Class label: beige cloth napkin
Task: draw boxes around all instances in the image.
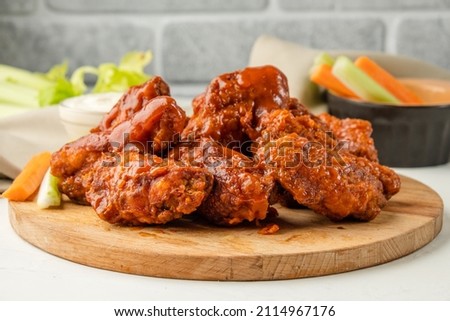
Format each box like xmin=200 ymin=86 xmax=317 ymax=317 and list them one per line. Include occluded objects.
xmin=0 ymin=107 xmax=69 ymax=191
xmin=249 ymin=35 xmax=450 ymax=108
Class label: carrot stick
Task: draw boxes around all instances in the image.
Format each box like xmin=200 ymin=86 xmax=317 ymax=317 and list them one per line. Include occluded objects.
xmin=355 ymin=56 xmax=423 ymax=104
xmin=310 ymin=64 xmax=359 ymax=99
xmin=2 ymin=151 xmax=52 ymax=201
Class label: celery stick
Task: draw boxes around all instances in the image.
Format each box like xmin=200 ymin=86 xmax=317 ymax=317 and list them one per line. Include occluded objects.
xmin=0 ymin=64 xmax=53 ymax=90
xmin=0 ymin=81 xmax=40 ymax=107
xmin=0 ymin=50 xmax=153 ymax=108
xmin=70 ymin=65 xmax=98 ymax=94
xmin=37 ymin=169 xmax=61 ymax=209
xmin=332 ymin=56 xmax=400 ymax=104
xmin=119 ymin=50 xmax=152 ymax=72
xmin=313 ymin=52 xmax=335 ymax=67
xmin=310 ymin=52 xmax=335 ymax=75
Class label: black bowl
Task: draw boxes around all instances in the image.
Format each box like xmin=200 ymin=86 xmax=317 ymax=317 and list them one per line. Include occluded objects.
xmin=327 ymin=93 xmax=450 ymax=167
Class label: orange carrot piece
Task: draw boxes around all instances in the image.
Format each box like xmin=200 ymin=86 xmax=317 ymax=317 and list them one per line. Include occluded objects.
xmin=355 ymin=56 xmax=423 ymax=104
xmin=310 ymin=64 xmax=358 ymax=99
xmin=2 ymin=151 xmax=52 ymax=201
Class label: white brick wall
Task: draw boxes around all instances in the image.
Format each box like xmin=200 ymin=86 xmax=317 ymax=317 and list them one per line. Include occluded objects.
xmin=1 ymin=0 xmax=450 ymax=96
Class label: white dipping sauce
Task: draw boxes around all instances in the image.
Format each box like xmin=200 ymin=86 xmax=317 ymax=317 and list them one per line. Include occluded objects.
xmin=59 ymin=92 xmax=123 ymax=140
xmin=61 ymin=92 xmax=123 ymax=113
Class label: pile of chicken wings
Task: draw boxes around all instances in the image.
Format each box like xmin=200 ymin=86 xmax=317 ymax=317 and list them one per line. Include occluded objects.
xmin=51 ymin=65 xmax=400 ymax=229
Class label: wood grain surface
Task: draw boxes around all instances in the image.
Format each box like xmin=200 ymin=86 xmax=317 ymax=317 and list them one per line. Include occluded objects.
xmin=8 ymin=175 xmax=443 ymax=281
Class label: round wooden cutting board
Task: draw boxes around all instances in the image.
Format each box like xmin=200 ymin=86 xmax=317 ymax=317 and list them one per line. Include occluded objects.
xmin=8 ymin=175 xmax=443 ymax=281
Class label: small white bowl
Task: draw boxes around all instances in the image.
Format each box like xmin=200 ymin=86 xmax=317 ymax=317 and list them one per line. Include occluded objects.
xmin=59 ymin=92 xmax=123 ymax=140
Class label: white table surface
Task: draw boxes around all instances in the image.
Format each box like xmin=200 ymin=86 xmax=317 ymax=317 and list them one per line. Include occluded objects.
xmin=1 ymin=163 xmax=449 ymax=301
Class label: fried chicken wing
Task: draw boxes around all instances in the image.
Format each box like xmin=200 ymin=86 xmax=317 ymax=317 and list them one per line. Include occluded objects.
xmin=109 ymin=96 xmax=187 ymax=154
xmin=85 ymin=152 xmax=213 ymax=225
xmin=52 ymin=93 xmax=187 ymax=204
xmin=255 ymin=104 xmax=400 ymax=220
xmin=51 ymin=79 xmax=203 ymax=225
xmin=257 ymin=133 xmax=387 ymax=221
xmin=51 ymin=133 xmax=111 ymax=204
xmin=170 ymin=139 xmax=275 ymax=225
xmin=93 ymin=76 xmax=170 ymax=132
xmin=318 ymin=113 xmax=378 ymax=162
xmin=182 ymin=65 xmax=290 ymax=144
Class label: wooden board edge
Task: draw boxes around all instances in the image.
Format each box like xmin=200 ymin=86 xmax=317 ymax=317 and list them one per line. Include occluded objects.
xmin=8 ymin=201 xmax=443 ymax=281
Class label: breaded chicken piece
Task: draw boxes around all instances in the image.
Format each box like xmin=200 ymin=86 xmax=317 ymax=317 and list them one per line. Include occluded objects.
xmin=93 ymin=76 xmax=170 ymax=132
xmin=170 ymin=139 xmax=275 ymax=226
xmin=51 ymin=133 xmax=111 ymax=204
xmin=318 ymin=113 xmax=378 ymax=162
xmin=181 ymin=65 xmax=290 ymax=144
xmin=256 ymin=133 xmax=389 ymax=221
xmin=255 ymin=107 xmax=400 ymax=220
xmin=52 ymin=94 xmax=187 ymax=204
xmin=85 ymin=152 xmax=212 ymax=225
